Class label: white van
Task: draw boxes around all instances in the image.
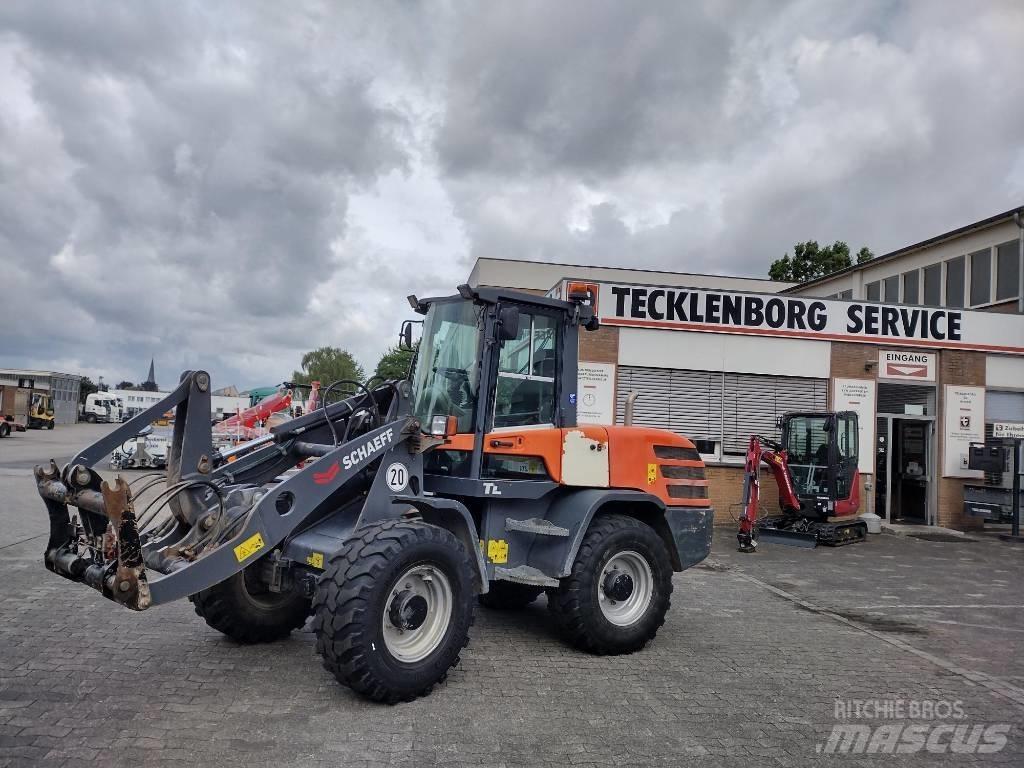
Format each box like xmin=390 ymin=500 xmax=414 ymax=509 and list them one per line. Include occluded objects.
xmin=82 ymin=393 xmax=123 ymax=423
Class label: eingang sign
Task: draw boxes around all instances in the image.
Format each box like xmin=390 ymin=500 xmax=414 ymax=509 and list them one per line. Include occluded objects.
xmin=574 ymin=282 xmax=1024 ymax=355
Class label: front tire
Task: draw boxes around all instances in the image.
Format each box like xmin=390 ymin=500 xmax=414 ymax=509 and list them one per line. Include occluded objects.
xmin=190 ymin=565 xmax=311 ymax=644
xmin=46 ymin=420 xmax=55 ymax=430
xmin=85 ymin=413 xmax=97 ymax=423
xmin=313 ymin=520 xmax=475 ymax=704
xmin=548 ymin=514 xmax=673 ymax=655
xmin=0 ymin=422 xmax=9 ymax=438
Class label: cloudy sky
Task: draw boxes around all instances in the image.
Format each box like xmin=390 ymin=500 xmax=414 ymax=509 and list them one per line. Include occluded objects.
xmin=1 ymin=1 xmax=1022 ymax=389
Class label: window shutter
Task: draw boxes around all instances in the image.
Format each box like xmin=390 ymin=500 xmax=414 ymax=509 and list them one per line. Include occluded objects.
xmin=722 ymin=374 xmax=827 ymax=455
xmin=615 ymin=366 xmax=723 ymax=442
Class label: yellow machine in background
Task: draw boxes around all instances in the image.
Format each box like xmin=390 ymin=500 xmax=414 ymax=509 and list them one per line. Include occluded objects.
xmin=28 ymin=392 xmax=55 ymax=430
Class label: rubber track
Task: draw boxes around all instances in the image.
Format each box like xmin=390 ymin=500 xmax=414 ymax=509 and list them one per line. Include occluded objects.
xmin=548 ymin=514 xmax=672 ymax=654
xmin=312 ymin=519 xmax=474 ymax=703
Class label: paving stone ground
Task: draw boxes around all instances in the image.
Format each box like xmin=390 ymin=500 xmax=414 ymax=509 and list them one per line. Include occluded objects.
xmin=2 ymin=424 xmax=1022 ymax=766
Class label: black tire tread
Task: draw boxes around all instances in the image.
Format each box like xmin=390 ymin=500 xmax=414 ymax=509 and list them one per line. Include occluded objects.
xmin=313 ymin=519 xmax=475 ymax=704
xmin=190 ymin=570 xmax=310 ymax=644
xmin=548 ymin=514 xmax=672 ymax=655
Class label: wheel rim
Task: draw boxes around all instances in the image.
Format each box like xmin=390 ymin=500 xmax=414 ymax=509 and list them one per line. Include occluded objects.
xmin=382 ymin=563 xmax=453 ymax=663
xmin=598 ymin=550 xmax=654 ymax=627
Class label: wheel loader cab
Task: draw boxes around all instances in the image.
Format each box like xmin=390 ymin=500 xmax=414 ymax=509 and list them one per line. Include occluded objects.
xmin=409 ymin=288 xmax=582 ymax=484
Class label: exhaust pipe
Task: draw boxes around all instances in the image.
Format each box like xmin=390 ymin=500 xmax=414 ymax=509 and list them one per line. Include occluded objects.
xmin=623 ymin=391 xmax=639 ymax=426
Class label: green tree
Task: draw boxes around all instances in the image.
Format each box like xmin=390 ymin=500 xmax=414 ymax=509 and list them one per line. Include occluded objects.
xmin=373 ymin=344 xmax=416 ymax=381
xmin=78 ymin=376 xmax=98 ymax=405
xmin=116 ymin=380 xmax=135 ymax=390
xmin=291 ymin=347 xmax=365 ymax=388
xmin=769 ymin=240 xmax=874 ymax=283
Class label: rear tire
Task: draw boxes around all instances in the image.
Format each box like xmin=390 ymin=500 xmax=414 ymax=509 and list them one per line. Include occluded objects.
xmin=190 ymin=565 xmax=311 ymax=644
xmin=548 ymin=514 xmax=673 ymax=655
xmin=85 ymin=413 xmax=97 ymax=423
xmin=0 ymin=422 xmax=9 ymax=438
xmin=313 ymin=520 xmax=475 ymax=704
xmin=478 ymin=581 xmax=543 ymax=609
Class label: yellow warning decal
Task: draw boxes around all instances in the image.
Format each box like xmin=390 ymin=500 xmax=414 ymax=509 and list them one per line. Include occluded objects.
xmin=233 ymin=533 xmax=265 ymax=563
xmin=306 ymin=552 xmax=324 ymax=569
xmin=487 ymin=539 xmax=509 ymax=564
xmin=647 ymin=463 xmax=657 ymax=485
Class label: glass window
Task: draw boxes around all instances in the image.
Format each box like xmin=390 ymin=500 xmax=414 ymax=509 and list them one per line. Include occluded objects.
xmin=996 ymin=240 xmax=1020 ymax=301
xmin=970 ymin=249 xmax=991 ymax=306
xmin=883 ymin=275 xmax=899 ymax=303
xmin=410 ymin=300 xmax=483 ymax=434
xmin=902 ymin=270 xmax=919 ymax=304
xmin=838 ymin=289 xmax=853 ymax=300
xmin=865 ymin=281 xmax=880 ymax=301
xmin=784 ymin=414 xmax=831 ymax=495
xmin=945 ymin=256 xmax=965 ymax=307
xmin=836 ymin=414 xmax=858 ymax=500
xmin=923 ymin=264 xmax=941 ymax=306
xmin=493 ymin=312 xmax=557 ymax=428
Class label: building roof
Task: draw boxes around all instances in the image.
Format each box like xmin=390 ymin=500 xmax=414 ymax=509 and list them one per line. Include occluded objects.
xmin=0 ymin=367 xmax=82 ymax=380
xmin=470 ymin=256 xmax=795 ymax=293
xmin=785 ymin=205 xmax=1024 ymax=293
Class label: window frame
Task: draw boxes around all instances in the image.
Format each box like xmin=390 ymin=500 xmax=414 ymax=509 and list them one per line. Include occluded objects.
xmin=865 ymin=281 xmax=880 ymax=301
xmin=969 ymin=247 xmax=992 ymax=307
xmin=923 ymin=263 xmax=942 ymax=306
xmin=944 ymin=255 xmax=965 ymax=308
xmin=902 ymin=269 xmax=920 ymax=304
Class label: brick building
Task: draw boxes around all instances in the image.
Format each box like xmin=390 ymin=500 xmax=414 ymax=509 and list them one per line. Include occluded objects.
xmin=469 ymin=206 xmax=1024 ymax=531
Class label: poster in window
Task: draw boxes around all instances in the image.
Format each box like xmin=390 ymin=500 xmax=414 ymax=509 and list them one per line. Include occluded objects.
xmin=832 ymin=378 xmax=876 ymax=474
xmin=943 ymin=386 xmax=985 ymax=478
xmin=577 ymin=362 xmax=616 ymax=425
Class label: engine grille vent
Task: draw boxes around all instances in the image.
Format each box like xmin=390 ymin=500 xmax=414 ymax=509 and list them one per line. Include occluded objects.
xmin=653 ymin=444 xmax=701 ymax=462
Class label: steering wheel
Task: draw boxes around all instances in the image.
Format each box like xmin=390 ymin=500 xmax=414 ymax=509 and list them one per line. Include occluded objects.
xmin=434 ymin=367 xmax=473 ymax=407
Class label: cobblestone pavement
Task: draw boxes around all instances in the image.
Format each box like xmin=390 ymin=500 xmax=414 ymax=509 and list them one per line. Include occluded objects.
xmin=2 ymin=425 xmax=1022 ymax=766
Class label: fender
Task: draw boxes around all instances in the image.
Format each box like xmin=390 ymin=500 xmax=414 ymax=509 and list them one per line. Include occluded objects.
xmin=526 ymin=489 xmax=713 ymax=578
xmin=393 ymin=495 xmax=489 ymax=593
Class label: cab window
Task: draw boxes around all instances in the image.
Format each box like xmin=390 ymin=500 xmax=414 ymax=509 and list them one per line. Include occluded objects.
xmin=493 ymin=312 xmax=557 ymax=428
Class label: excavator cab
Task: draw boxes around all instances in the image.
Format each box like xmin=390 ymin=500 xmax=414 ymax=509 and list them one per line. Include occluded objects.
xmin=738 ymin=410 xmax=865 ymax=551
xmin=779 ymin=411 xmax=860 ymax=519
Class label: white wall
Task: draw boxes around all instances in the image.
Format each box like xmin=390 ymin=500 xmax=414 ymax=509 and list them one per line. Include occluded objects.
xmin=617 ymin=327 xmax=831 ymax=378
xmin=986 ymin=355 xmax=1024 ymax=390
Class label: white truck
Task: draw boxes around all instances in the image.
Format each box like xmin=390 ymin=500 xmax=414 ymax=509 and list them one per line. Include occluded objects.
xmin=81 ymin=393 xmax=123 ymax=423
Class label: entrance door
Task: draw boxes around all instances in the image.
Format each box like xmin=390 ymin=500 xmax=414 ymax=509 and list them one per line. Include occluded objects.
xmin=874 ymin=416 xmax=935 ymax=524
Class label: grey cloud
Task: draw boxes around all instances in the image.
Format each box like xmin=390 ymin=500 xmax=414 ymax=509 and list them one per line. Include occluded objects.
xmin=1 ymin=1 xmax=1022 ymax=390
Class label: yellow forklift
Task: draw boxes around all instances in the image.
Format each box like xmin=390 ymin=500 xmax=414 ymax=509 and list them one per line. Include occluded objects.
xmin=28 ymin=392 xmax=56 ymax=430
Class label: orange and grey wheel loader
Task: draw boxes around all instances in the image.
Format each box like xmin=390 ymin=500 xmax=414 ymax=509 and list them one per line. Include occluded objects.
xmin=35 ymin=283 xmax=714 ymax=703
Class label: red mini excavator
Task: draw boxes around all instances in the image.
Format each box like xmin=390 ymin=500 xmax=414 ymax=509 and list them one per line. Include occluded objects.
xmin=737 ymin=411 xmax=866 ymax=551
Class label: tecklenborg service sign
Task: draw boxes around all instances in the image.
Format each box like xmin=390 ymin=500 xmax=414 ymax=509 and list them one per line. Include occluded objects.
xmin=577 ymin=282 xmax=1024 ymax=355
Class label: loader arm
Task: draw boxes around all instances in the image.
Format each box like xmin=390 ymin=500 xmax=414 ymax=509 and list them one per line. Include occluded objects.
xmin=36 ymin=370 xmax=417 ymax=610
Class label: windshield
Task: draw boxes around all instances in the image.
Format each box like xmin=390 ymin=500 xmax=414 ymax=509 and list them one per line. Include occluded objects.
xmin=410 ymin=300 xmax=483 ymax=433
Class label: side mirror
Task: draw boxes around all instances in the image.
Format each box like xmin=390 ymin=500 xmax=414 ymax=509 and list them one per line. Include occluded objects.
xmin=496 ymin=306 xmax=520 ymax=342
xmin=399 ymin=320 xmax=418 ymax=350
